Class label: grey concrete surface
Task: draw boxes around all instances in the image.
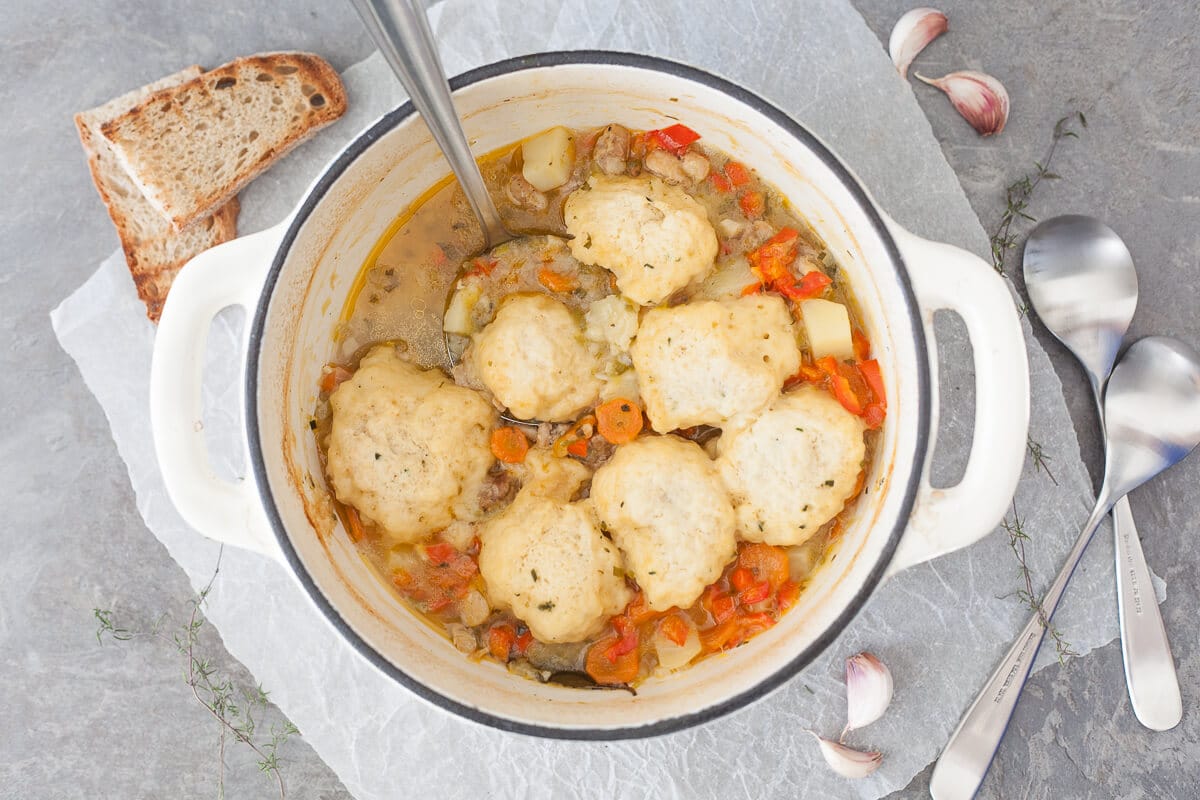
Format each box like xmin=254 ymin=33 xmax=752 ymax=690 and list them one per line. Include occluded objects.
xmin=1 ymin=1 xmax=1196 ymax=798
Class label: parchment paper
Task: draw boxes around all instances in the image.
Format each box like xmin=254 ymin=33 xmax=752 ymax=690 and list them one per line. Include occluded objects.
xmin=52 ymin=1 xmax=1166 ymax=797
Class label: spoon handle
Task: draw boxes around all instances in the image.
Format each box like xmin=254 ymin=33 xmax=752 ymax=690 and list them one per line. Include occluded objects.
xmin=929 ymin=498 xmax=1110 ymax=800
xmin=348 ymin=0 xmax=509 ymax=246
xmin=1113 ymin=496 xmax=1183 ymax=730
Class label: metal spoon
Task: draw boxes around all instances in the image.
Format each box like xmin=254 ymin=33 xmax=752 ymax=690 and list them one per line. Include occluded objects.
xmin=349 ymin=0 xmax=550 ymax=425
xmin=929 ymin=336 xmax=1200 ymax=800
xmin=348 ymin=0 xmax=512 ymax=250
xmin=1023 ymin=214 xmax=1182 ymax=731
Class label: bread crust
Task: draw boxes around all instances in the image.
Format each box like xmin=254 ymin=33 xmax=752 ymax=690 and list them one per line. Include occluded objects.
xmin=99 ymin=52 xmax=348 ymax=229
xmin=74 ymin=67 xmax=240 ymax=322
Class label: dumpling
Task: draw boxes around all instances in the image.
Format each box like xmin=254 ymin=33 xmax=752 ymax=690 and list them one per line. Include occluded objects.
xmin=630 ymin=294 xmax=801 ymax=432
xmin=326 ymin=344 xmax=496 ymax=543
xmin=564 ymin=174 xmax=718 ymax=305
xmin=478 ymin=490 xmax=632 ymax=642
xmin=470 ymin=293 xmax=603 ymax=421
xmin=717 ymin=386 xmax=866 ymax=546
xmin=591 ymin=435 xmax=737 ymax=611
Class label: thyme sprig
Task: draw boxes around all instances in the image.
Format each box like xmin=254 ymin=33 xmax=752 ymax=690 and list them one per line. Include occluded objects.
xmin=983 ymin=111 xmax=1087 ymax=661
xmin=94 ymin=550 xmax=298 ymax=799
xmin=989 ymin=111 xmax=1087 ymax=276
xmin=1026 ymin=436 xmax=1058 ymax=486
xmin=1002 ymin=502 xmax=1078 ymax=663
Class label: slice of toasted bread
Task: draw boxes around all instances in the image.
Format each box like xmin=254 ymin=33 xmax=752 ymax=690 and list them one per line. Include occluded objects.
xmin=75 ymin=67 xmax=240 ymax=322
xmin=100 ymin=52 xmax=347 ymax=229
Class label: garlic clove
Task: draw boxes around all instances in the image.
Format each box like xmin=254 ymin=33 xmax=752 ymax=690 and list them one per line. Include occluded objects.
xmin=809 ymin=732 xmax=884 ymax=779
xmin=889 ymin=7 xmax=948 ymax=79
xmin=916 ymin=70 xmax=1011 ymax=136
xmin=845 ymin=651 xmax=894 ymax=732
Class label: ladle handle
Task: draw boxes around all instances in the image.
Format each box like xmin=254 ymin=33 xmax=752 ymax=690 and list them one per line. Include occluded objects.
xmin=929 ymin=497 xmax=1111 ymax=800
xmin=1113 ymin=496 xmax=1183 ymax=730
xmin=348 ymin=0 xmax=508 ymax=247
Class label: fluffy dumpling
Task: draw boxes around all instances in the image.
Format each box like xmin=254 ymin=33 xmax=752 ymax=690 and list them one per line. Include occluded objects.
xmin=478 ymin=490 xmax=632 ymax=642
xmin=564 ymin=174 xmax=718 ymax=305
xmin=630 ymin=294 xmax=801 ymax=432
xmin=591 ymin=435 xmax=737 ymax=611
xmin=717 ymin=386 xmax=866 ymax=546
xmin=470 ymin=293 xmax=603 ymax=421
xmin=326 ymin=345 xmax=496 ymax=543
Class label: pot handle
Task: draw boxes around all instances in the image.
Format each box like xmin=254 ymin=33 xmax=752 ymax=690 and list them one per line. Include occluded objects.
xmin=150 ymin=224 xmax=286 ymax=560
xmin=883 ymin=222 xmax=1030 ymax=577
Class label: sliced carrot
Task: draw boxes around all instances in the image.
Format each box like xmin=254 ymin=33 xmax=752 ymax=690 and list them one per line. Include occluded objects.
xmin=567 ymin=438 xmax=589 ymax=457
xmin=343 ymin=506 xmax=365 ymax=543
xmin=724 ymin=161 xmax=751 ymax=187
xmin=553 ymin=415 xmax=595 ymax=458
xmin=515 ymin=629 xmax=534 ymax=655
xmin=488 ymin=624 xmax=516 ymax=662
xmin=776 ymin=580 xmax=802 ymax=613
xmin=737 ymin=542 xmax=790 ymax=590
xmin=605 ymin=621 xmax=639 ymax=661
xmin=490 ymin=426 xmax=529 ymax=464
xmin=585 ymin=636 xmax=640 ymax=685
xmin=729 ymin=567 xmax=756 ymax=593
xmin=319 ymin=364 xmax=353 ymax=394
xmin=737 ymin=611 xmax=776 ymax=639
xmin=699 ymin=617 xmax=740 ymax=652
xmin=536 ymin=267 xmax=578 ymax=293
xmin=595 ymin=397 xmax=644 ymax=444
xmin=738 ymin=190 xmax=765 ymax=219
xmin=709 ymin=172 xmax=733 ymax=193
xmin=738 ymin=580 xmax=772 ymax=606
xmin=423 ymin=541 xmax=457 ymax=565
xmin=659 ymin=614 xmax=691 ymax=647
xmin=701 ymin=585 xmax=736 ymax=624
xmin=852 ymin=328 xmax=872 ymax=362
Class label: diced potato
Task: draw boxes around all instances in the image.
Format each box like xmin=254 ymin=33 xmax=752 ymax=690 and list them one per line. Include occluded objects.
xmin=799 ymin=298 xmax=854 ymax=360
xmin=521 ymin=127 xmax=576 ymax=192
xmin=654 ymin=621 xmax=702 ymax=671
xmin=695 ymin=256 xmax=755 ymax=301
xmin=443 ymin=281 xmax=482 ymax=336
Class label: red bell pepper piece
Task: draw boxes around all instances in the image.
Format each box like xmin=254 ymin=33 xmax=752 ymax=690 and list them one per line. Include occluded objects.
xmin=646 ymin=123 xmax=701 ymax=155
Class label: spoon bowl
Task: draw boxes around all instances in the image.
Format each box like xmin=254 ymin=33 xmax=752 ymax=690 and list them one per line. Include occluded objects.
xmin=1024 ymin=215 xmax=1138 ymax=391
xmin=1102 ymin=336 xmax=1200 ymax=501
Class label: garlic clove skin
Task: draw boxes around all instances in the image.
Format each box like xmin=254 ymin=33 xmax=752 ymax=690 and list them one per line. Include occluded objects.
xmin=889 ymin=7 xmax=949 ymax=79
xmin=916 ymin=70 xmax=1011 ymax=136
xmin=810 ymin=732 xmax=884 ymax=779
xmin=844 ymin=651 xmax=894 ymax=731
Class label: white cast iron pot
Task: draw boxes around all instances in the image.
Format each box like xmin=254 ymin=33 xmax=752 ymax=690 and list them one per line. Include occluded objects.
xmin=150 ymin=52 xmax=1029 ymax=738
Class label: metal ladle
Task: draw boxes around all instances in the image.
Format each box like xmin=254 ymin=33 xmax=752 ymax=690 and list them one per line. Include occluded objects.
xmin=349 ymin=0 xmax=553 ymax=425
xmin=348 ymin=0 xmax=513 ymax=250
xmin=930 ymin=336 xmax=1200 ymax=800
xmin=1023 ymin=214 xmax=1181 ymax=731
